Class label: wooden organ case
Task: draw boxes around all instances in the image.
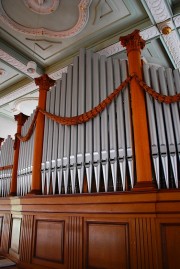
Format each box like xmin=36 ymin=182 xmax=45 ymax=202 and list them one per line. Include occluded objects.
xmin=0 ymin=30 xmax=179 ymax=269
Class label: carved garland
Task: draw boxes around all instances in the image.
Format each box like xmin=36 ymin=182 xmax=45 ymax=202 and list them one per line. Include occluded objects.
xmin=14 ymin=73 xmax=180 ymax=147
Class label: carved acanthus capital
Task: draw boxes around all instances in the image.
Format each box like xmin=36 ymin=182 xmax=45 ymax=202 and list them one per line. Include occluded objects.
xmin=120 ymin=29 xmax=145 ymax=54
xmin=35 ymin=74 xmax=55 ymax=91
xmin=14 ymin=113 xmax=28 ymax=126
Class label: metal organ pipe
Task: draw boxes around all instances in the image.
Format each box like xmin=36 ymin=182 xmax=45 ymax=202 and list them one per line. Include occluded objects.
xmin=143 ymin=64 xmax=180 ymax=189
xmin=41 ymin=49 xmax=135 ymax=195
xmin=0 ymin=136 xmax=14 ymax=196
xmin=17 ymin=111 xmax=35 ymax=196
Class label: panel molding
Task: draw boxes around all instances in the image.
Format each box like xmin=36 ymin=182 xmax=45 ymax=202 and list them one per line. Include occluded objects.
xmin=157 ymin=219 xmax=180 ymax=269
xmin=84 ymin=219 xmax=131 ymax=269
xmin=32 ymin=216 xmax=66 ymax=269
xmin=9 ymin=216 xmax=22 ymax=259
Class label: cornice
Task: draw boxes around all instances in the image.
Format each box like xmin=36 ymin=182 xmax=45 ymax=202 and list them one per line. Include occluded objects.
xmin=0 ymin=49 xmax=40 ymax=79
xmin=0 ymin=81 xmax=37 ymax=107
xmin=0 ymin=26 xmax=162 ymax=107
xmin=0 ymin=0 xmax=92 ymax=38
xmin=98 ymin=26 xmax=159 ymax=57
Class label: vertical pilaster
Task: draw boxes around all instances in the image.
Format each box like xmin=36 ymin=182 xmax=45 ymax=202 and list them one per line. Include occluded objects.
xmin=30 ymin=74 xmax=55 ymax=194
xmin=10 ymin=113 xmax=28 ymax=196
xmin=120 ymin=30 xmax=154 ymax=190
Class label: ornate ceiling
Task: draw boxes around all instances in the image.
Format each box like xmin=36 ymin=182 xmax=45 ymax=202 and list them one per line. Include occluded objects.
xmin=0 ymin=0 xmax=179 ymax=137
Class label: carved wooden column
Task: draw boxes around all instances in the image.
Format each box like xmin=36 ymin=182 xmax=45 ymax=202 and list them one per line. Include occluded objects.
xmin=10 ymin=113 xmax=28 ymax=196
xmin=120 ymin=30 xmax=154 ymax=190
xmin=30 ymin=74 xmax=55 ymax=194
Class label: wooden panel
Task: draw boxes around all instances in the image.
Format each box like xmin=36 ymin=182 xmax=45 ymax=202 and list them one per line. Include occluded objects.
xmin=1 ymin=213 xmax=11 ymax=253
xmin=10 ymin=217 xmax=22 ymax=254
xmin=32 ymin=218 xmax=65 ymax=268
xmin=0 ymin=216 xmax=3 ymax=246
xmin=68 ymin=216 xmax=82 ymax=269
xmin=161 ymin=223 xmax=180 ymax=269
xmin=19 ymin=215 xmax=33 ymax=263
xmin=135 ymin=218 xmax=158 ymax=269
xmin=85 ymin=221 xmax=130 ymax=269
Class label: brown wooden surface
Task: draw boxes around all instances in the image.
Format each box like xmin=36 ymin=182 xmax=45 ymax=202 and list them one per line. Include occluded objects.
xmin=0 ymin=190 xmax=179 ymax=269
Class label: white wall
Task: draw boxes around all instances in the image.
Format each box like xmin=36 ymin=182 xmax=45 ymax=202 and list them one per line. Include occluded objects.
xmin=0 ymin=116 xmax=16 ymax=139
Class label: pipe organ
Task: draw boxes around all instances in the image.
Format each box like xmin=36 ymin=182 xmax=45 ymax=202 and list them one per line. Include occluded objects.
xmin=143 ymin=64 xmax=180 ymax=189
xmin=0 ymin=50 xmax=179 ymax=197
xmin=0 ymin=136 xmax=14 ymax=196
xmin=41 ymin=49 xmax=134 ymax=195
xmin=0 ymin=31 xmax=180 ymax=269
xmin=17 ymin=111 xmax=35 ymax=196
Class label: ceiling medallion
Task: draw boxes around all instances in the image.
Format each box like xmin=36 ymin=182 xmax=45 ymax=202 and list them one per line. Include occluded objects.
xmin=0 ymin=68 xmax=6 ymax=76
xmin=23 ymin=0 xmax=60 ymax=15
xmin=0 ymin=0 xmax=92 ymax=38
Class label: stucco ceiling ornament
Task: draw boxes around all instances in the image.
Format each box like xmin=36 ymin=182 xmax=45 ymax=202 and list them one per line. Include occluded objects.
xmin=23 ymin=0 xmax=60 ymax=14
xmin=0 ymin=0 xmax=92 ymax=38
xmin=0 ymin=68 xmax=6 ymax=76
xmin=173 ymin=15 xmax=180 ymax=28
xmin=144 ymin=0 xmax=171 ymax=23
xmin=0 ymin=48 xmax=39 ymax=78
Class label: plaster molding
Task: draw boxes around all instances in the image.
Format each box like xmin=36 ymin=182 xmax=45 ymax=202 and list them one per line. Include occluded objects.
xmin=0 ymin=49 xmax=40 ymax=78
xmin=173 ymin=15 xmax=180 ymax=28
xmin=97 ymin=42 xmax=124 ymax=57
xmin=0 ymin=0 xmax=92 ymax=38
xmin=0 ymin=68 xmax=6 ymax=76
xmin=98 ymin=26 xmax=160 ymax=57
xmin=140 ymin=26 xmax=159 ymax=40
xmin=0 ymin=25 xmax=178 ymax=107
xmin=23 ymin=0 xmax=60 ymax=15
xmin=144 ymin=0 xmax=171 ymax=23
xmin=0 ymin=82 xmax=37 ymax=107
xmin=157 ymin=19 xmax=174 ymax=33
xmin=162 ymin=30 xmax=180 ymax=68
xmin=49 ymin=66 xmax=68 ymax=80
xmin=11 ymin=97 xmax=38 ymax=114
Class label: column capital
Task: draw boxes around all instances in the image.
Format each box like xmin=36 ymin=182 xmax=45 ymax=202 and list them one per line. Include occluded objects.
xmin=35 ymin=74 xmax=55 ymax=91
xmin=120 ymin=29 xmax=145 ymax=54
xmin=0 ymin=137 xmax=4 ymax=144
xmin=0 ymin=138 xmax=4 ymax=148
xmin=14 ymin=113 xmax=28 ymax=127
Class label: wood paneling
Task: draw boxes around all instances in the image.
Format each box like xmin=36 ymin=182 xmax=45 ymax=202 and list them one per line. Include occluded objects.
xmin=161 ymin=223 xmax=180 ymax=269
xmin=135 ymin=218 xmax=158 ymax=269
xmin=68 ymin=216 xmax=82 ymax=269
xmin=32 ymin=218 xmax=65 ymax=268
xmin=1 ymin=213 xmax=11 ymax=254
xmin=0 ymin=216 xmax=3 ymax=246
xmin=9 ymin=217 xmax=22 ymax=258
xmin=0 ymin=191 xmax=179 ymax=269
xmin=85 ymin=220 xmax=130 ymax=269
xmin=19 ymin=215 xmax=33 ymax=263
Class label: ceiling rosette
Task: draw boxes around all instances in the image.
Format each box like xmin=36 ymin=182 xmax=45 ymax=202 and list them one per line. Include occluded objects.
xmin=0 ymin=0 xmax=92 ymax=38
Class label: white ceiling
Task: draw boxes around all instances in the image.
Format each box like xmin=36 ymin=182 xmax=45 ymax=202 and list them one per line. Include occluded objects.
xmin=0 ymin=0 xmax=179 ymax=138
